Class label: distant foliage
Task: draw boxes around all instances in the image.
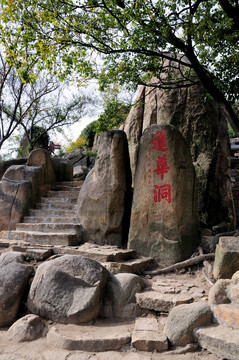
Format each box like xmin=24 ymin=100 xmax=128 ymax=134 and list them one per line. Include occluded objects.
xmin=81 ymin=121 xmax=98 ymax=148
xmin=64 ymin=136 xmax=88 ymax=153
xmin=80 ymin=86 xmax=131 ymax=148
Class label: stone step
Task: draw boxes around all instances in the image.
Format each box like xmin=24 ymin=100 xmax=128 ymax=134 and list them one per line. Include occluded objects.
xmin=39 ymin=197 xmax=77 ymax=204
xmin=10 ymin=245 xmax=53 ymax=260
xmin=54 ymin=181 xmax=84 ymax=189
xmin=35 ymin=202 xmax=76 ymax=210
xmin=136 ymin=291 xmax=193 ymax=313
xmin=23 ymin=216 xmax=77 ymax=224
xmin=0 ymin=230 xmax=79 ymax=246
xmin=52 ymin=242 xmax=137 ymax=263
xmin=195 ymin=324 xmax=239 ymax=360
xmin=213 ymin=303 xmax=239 ymax=329
xmin=102 ymin=256 xmax=154 ymax=274
xmin=16 ymin=222 xmax=82 ymax=235
xmin=47 ymin=190 xmax=79 ymax=198
xmin=131 ymin=317 xmax=168 ymax=352
xmin=29 ymin=209 xmax=76 ymax=217
xmin=47 ymin=320 xmax=133 ymax=352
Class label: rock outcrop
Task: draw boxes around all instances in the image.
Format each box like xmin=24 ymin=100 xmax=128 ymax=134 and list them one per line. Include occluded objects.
xmin=122 ymin=63 xmax=235 ymax=229
xmin=77 ymin=130 xmax=132 ymax=246
xmin=0 ymin=178 xmax=32 ymax=231
xmin=128 ymin=124 xmax=198 ymax=263
xmin=0 ymin=252 xmax=33 ymax=327
xmin=3 ymin=165 xmax=44 ymax=206
xmin=27 ymin=254 xmax=109 ymax=324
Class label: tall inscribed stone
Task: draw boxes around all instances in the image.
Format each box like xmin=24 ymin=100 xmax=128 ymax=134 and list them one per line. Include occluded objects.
xmin=128 ymin=124 xmax=198 ymax=264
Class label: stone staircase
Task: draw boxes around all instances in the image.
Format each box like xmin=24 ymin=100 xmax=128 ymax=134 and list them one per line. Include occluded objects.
xmin=0 ymin=180 xmax=154 ymax=274
xmin=0 ymin=181 xmax=83 ymax=246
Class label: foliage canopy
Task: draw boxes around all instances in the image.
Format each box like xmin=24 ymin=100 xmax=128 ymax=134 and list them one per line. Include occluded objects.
xmin=0 ymin=0 xmax=238 ymax=129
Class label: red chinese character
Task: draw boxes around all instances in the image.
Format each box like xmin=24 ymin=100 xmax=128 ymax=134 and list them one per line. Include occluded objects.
xmin=152 ymin=130 xmax=168 ymax=151
xmin=154 ymin=154 xmax=170 ymax=180
xmin=154 ymin=184 xmax=172 ymax=203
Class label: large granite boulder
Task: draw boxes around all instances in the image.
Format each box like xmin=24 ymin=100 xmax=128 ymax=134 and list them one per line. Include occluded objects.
xmin=165 ymin=302 xmax=212 ymax=347
xmin=3 ymin=164 xmax=44 ymax=206
xmin=0 ymin=158 xmax=27 ymax=180
xmin=0 ymin=178 xmax=32 ymax=231
xmin=27 ymin=254 xmax=109 ymax=324
xmin=0 ymin=252 xmax=33 ymax=327
xmin=122 ymin=65 xmax=235 ymax=229
xmin=128 ymin=124 xmax=198 ymax=263
xmin=77 ymin=130 xmax=132 ymax=246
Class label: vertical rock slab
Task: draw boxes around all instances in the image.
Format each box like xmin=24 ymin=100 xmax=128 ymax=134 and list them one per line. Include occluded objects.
xmin=121 ymin=86 xmax=145 ymax=182
xmin=27 ymin=148 xmax=55 ymax=194
xmin=128 ymin=124 xmax=198 ymax=263
xmin=77 ymin=130 xmax=132 ymax=246
xmin=0 ymin=178 xmax=32 ymax=231
xmin=3 ymin=164 xmax=44 ymax=206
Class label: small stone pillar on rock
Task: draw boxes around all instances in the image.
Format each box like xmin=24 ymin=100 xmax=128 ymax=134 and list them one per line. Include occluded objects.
xmin=128 ymin=124 xmax=198 ymax=264
xmin=77 ymin=130 xmax=132 ymax=246
xmin=27 ymin=148 xmax=55 ymax=195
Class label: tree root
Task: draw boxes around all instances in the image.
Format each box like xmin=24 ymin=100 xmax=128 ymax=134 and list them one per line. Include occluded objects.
xmin=145 ymin=253 xmax=215 ymax=275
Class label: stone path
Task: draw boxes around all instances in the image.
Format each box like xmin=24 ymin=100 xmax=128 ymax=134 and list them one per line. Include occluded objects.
xmin=0 ymin=180 xmax=237 ymax=359
xmin=0 ymin=181 xmax=153 ymax=274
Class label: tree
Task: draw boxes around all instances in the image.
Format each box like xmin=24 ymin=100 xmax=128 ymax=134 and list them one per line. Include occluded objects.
xmin=0 ymin=49 xmax=93 ymax=154
xmin=0 ymin=1 xmax=238 ymax=130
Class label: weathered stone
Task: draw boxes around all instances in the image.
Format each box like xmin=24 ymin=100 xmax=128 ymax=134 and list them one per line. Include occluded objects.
xmin=131 ymin=317 xmax=168 ymax=352
xmin=77 ymin=130 xmax=132 ymax=246
xmin=7 ymin=314 xmax=47 ymax=342
xmin=64 ymin=149 xmax=84 ymax=165
xmin=213 ymin=303 xmax=239 ymax=328
xmin=53 ymin=243 xmax=136 ymax=263
xmin=27 ymin=148 xmax=55 ymax=190
xmin=128 ymin=124 xmax=198 ymax=263
xmin=164 ymin=302 xmax=212 ymax=346
xmin=47 ymin=321 xmax=133 ymax=351
xmin=73 ymin=165 xmax=89 ymax=179
xmin=102 ymin=257 xmax=154 ymax=274
xmin=0 ymin=251 xmax=33 ymax=327
xmin=102 ymin=273 xmax=145 ymax=319
xmin=136 ymin=291 xmax=193 ymax=312
xmin=231 ymin=270 xmax=239 ymax=284
xmin=27 ymin=255 xmax=108 ymax=324
xmin=0 ymin=158 xmax=27 ymax=180
xmin=208 ymin=279 xmax=231 ymax=304
xmin=51 ymin=158 xmax=73 ymax=182
xmin=195 ymin=324 xmax=239 ymax=360
xmin=121 ymin=86 xmax=145 ymax=182
xmin=213 ymin=237 xmax=239 ymax=279
xmin=0 ymin=178 xmax=32 ymax=231
xmin=3 ymin=164 xmax=44 ymax=205
xmin=123 ymin=65 xmax=235 ymax=229
xmin=200 ymin=236 xmax=215 ymax=254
